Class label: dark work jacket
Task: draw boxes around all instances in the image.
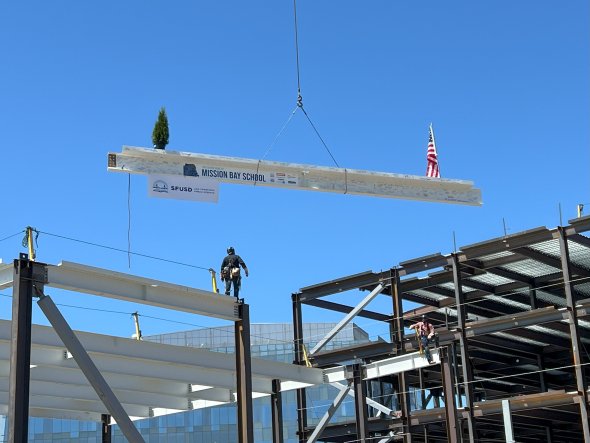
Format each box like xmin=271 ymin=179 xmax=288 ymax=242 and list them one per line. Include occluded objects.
xmin=221 ymin=254 xmax=247 ymax=276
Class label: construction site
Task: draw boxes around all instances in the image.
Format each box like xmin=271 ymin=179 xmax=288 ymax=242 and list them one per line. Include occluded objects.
xmin=1 ymin=202 xmax=589 ymax=442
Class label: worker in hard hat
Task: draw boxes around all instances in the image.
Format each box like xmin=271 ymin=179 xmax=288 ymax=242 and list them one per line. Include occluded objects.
xmin=409 ymin=315 xmax=436 ymax=363
xmin=220 ymin=247 xmax=249 ymax=298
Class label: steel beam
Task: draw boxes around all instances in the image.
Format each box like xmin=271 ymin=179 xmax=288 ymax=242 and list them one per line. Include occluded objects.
xmin=352 ymin=364 xmax=369 ymax=442
xmin=271 ymin=379 xmax=284 ymax=443
xmin=391 ymin=268 xmax=412 ymax=443
xmin=557 ymin=227 xmax=590 ymax=441
xmin=108 ymin=146 xmax=483 ymax=205
xmin=309 ymin=283 xmax=385 ymax=355
xmin=292 ymin=293 xmax=308 ymax=443
xmin=37 ymin=294 xmax=144 ymax=442
xmin=330 ymin=382 xmax=395 ymax=417
xmin=440 ymin=347 xmax=460 ymax=443
xmin=45 ymin=261 xmax=239 ymax=321
xmin=235 ymin=302 xmax=254 ymax=443
xmin=101 ymin=414 xmax=111 ymax=443
xmin=298 ymin=271 xmax=387 ymax=301
xmin=451 ymin=253 xmax=478 ymax=443
xmin=302 ymin=298 xmax=390 ymax=322
xmin=8 ymin=255 xmax=44 ymax=443
xmin=501 ymin=400 xmax=515 ymax=443
xmin=306 ymin=382 xmax=352 ymax=443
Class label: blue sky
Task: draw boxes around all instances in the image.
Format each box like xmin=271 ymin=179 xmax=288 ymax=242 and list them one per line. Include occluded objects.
xmin=1 ymin=1 xmax=588 ymax=342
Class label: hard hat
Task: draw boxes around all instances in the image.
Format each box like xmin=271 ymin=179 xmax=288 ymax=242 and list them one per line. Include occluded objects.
xmin=227 ymin=246 xmax=235 ymax=254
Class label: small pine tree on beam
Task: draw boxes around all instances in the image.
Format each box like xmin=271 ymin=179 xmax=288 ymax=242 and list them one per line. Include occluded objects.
xmin=152 ymin=107 xmax=169 ymax=150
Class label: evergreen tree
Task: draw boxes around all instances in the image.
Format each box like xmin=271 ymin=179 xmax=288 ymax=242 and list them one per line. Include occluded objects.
xmin=152 ymin=107 xmax=169 ymax=150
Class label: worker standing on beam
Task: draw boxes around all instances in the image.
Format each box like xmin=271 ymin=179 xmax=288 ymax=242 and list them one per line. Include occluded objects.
xmin=410 ymin=315 xmax=436 ymax=363
xmin=220 ymin=247 xmax=249 ymax=298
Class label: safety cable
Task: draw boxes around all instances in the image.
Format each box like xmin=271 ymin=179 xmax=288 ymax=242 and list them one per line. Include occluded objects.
xmin=0 ymin=230 xmax=24 ymax=243
xmin=300 ymin=106 xmax=340 ymax=168
xmin=36 ymin=230 xmax=212 ymax=272
xmin=127 ymin=173 xmax=132 ymax=268
xmin=256 ymin=0 xmax=341 ymax=172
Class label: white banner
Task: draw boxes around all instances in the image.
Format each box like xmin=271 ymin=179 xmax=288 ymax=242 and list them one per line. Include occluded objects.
xmin=183 ymin=163 xmax=299 ymax=186
xmin=148 ymin=174 xmax=219 ymax=203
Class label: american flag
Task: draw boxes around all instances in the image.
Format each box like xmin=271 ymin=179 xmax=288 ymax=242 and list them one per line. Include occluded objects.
xmin=426 ymin=124 xmax=440 ymax=178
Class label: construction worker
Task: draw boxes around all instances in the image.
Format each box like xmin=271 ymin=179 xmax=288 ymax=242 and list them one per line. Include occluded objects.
xmin=220 ymin=247 xmax=249 ymax=298
xmin=409 ymin=315 xmax=436 ymax=363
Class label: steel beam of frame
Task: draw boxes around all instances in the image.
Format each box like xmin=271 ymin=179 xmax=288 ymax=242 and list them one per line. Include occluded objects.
xmin=324 ymin=350 xmax=440 ymax=384
xmin=515 ymin=245 xmax=590 ymax=281
xmin=235 ymin=302 xmax=254 ymax=443
xmin=309 ymin=283 xmax=385 ymax=355
xmin=306 ymin=382 xmax=352 ymax=443
xmin=292 ymin=293 xmax=308 ymax=443
xmin=298 ymin=271 xmax=387 ymax=301
xmin=101 ymin=414 xmax=111 ymax=443
xmin=108 ymin=146 xmax=483 ymax=205
xmin=37 ymin=294 xmax=144 ymax=442
xmin=501 ymin=400 xmax=515 ymax=443
xmin=451 ymin=254 xmax=478 ymax=443
xmin=44 ymin=261 xmax=239 ymax=321
xmin=352 ymin=364 xmax=369 ymax=442
xmin=458 ymin=227 xmax=553 ymax=259
xmin=271 ymin=379 xmax=283 ymax=443
xmin=557 ymin=227 xmax=590 ymax=441
xmin=391 ymin=268 xmax=412 ymax=443
xmin=302 ymin=299 xmax=390 ymax=322
xmin=330 ymin=382 xmax=395 ymax=417
xmin=8 ymin=255 xmax=44 ymax=443
xmin=440 ymin=347 xmax=460 ymax=443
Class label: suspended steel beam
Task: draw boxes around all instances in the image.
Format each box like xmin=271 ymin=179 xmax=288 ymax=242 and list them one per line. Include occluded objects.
xmin=107 ymin=146 xmax=482 ymax=205
xmin=309 ymin=283 xmax=385 ymax=355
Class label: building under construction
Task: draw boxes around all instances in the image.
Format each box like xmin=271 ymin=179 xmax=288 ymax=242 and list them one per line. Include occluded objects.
xmin=1 ymin=216 xmax=589 ymax=442
xmin=292 ymin=215 xmax=590 ymax=442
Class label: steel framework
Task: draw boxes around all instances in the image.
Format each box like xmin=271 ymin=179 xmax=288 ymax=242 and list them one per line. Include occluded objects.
xmin=292 ymin=215 xmax=590 ymax=442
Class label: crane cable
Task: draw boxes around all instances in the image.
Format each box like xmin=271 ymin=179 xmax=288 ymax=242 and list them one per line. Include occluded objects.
xmin=256 ymin=0 xmax=341 ymax=185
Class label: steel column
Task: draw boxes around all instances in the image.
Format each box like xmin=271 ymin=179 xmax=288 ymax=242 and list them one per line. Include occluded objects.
xmin=352 ymin=363 xmax=369 ymax=442
xmin=37 ymin=294 xmax=144 ymax=442
xmin=537 ymin=354 xmax=547 ymax=393
xmin=451 ymin=254 xmax=477 ymax=443
xmin=101 ymin=414 xmax=112 ymax=443
xmin=235 ymin=302 xmax=254 ymax=443
xmin=501 ymin=400 xmax=515 ymax=443
xmin=391 ymin=268 xmax=412 ymax=443
xmin=557 ymin=226 xmax=590 ymax=440
xmin=440 ymin=347 xmax=460 ymax=443
xmin=419 ymin=369 xmax=426 ymax=410
xmin=451 ymin=343 xmax=462 ymax=408
xmin=271 ymin=379 xmax=284 ymax=443
xmin=8 ymin=255 xmax=43 ymax=443
xmin=292 ymin=293 xmax=308 ymax=443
